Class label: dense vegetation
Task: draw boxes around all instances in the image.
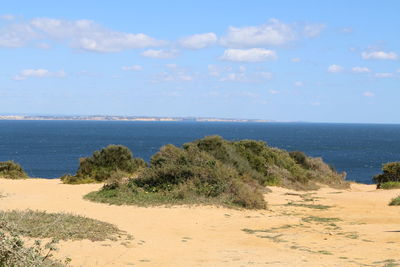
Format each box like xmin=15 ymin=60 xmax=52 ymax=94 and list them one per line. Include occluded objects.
xmin=61 ymin=145 xmax=146 ymax=184
xmin=85 ymin=136 xmax=347 ymax=209
xmin=0 ymin=161 xmax=28 ymax=179
xmin=373 ymin=162 xmax=400 ymax=189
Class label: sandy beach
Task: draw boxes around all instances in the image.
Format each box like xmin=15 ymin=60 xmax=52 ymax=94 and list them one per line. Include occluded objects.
xmin=1 ymin=178 xmax=399 ymax=266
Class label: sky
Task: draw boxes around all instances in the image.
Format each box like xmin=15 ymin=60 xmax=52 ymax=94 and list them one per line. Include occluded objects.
xmin=0 ymin=0 xmax=399 ymax=123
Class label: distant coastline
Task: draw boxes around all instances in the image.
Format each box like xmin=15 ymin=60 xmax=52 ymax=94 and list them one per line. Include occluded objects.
xmin=0 ymin=115 xmax=270 ymax=123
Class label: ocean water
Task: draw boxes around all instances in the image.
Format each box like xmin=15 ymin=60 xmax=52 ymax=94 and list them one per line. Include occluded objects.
xmin=0 ymin=120 xmax=399 ymax=184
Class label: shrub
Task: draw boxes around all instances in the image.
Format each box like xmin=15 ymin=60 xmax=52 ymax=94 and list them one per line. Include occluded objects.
xmin=0 ymin=161 xmax=28 ymax=179
xmin=86 ymin=136 xmax=346 ymax=209
xmin=373 ymin=162 xmax=400 ymax=188
xmin=61 ymin=145 xmax=146 ymax=184
xmin=380 ymin=181 xmax=400 ymax=190
xmin=389 ymin=195 xmax=400 ymax=206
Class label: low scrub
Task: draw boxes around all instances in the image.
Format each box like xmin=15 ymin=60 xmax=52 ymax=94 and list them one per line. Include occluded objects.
xmin=374 ymin=162 xmax=400 ymax=189
xmin=86 ymin=136 xmax=347 ymax=209
xmin=0 ymin=161 xmax=28 ymax=179
xmin=389 ymin=195 xmax=400 ymax=206
xmin=61 ymin=145 xmax=145 ymax=184
xmin=0 ymin=209 xmax=122 ymax=241
xmin=379 ymin=181 xmax=400 ymax=190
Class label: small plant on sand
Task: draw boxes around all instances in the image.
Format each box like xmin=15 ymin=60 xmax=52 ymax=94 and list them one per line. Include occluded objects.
xmin=374 ymin=162 xmax=400 ymax=189
xmin=0 ymin=220 xmax=66 ymax=266
xmin=61 ymin=145 xmax=146 ymax=184
xmin=0 ymin=209 xmax=122 ymax=241
xmin=389 ymin=195 xmax=400 ymax=206
xmin=0 ymin=161 xmax=28 ymax=179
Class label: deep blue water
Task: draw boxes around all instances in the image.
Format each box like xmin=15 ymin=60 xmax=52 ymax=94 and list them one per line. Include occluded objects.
xmin=0 ymin=120 xmax=399 ymax=184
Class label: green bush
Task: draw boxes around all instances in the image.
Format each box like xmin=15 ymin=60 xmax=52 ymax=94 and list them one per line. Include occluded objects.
xmin=380 ymin=181 xmax=400 ymax=190
xmin=373 ymin=162 xmax=400 ymax=188
xmin=61 ymin=145 xmax=145 ymax=184
xmin=0 ymin=161 xmax=28 ymax=179
xmin=389 ymin=195 xmax=400 ymax=206
xmin=86 ymin=136 xmax=346 ymax=209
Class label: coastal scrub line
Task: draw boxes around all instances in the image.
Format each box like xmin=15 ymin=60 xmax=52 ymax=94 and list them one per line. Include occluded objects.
xmin=83 ymin=136 xmax=348 ymax=209
xmin=373 ymin=162 xmax=400 ymax=189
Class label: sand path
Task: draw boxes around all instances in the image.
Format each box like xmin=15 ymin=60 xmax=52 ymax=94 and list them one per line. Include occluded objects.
xmin=1 ymin=178 xmax=400 ymax=266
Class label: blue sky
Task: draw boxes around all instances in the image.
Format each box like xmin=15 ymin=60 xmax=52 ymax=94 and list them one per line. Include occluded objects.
xmin=0 ymin=0 xmax=399 ymax=123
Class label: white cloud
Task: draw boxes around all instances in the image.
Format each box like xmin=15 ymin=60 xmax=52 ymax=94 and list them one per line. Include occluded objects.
xmin=258 ymin=72 xmax=273 ymax=79
xmin=363 ymin=91 xmax=374 ymax=97
xmin=341 ymin=27 xmax=353 ymax=33
xmin=328 ymin=64 xmax=343 ymax=73
xmin=151 ymin=71 xmax=193 ymax=83
xmin=220 ymin=19 xmax=296 ymax=47
xmin=294 ymin=81 xmax=304 ymax=87
xmin=220 ymin=48 xmax=277 ymax=62
xmin=374 ymin=72 xmax=394 ymax=78
xmin=269 ymin=89 xmax=280 ymax=94
xmin=352 ymin=66 xmax=370 ymax=73
xmin=361 ymin=51 xmax=398 ymax=60
xmin=291 ymin=57 xmax=301 ymax=62
xmin=0 ymin=14 xmax=15 ymax=21
xmin=311 ymin=102 xmax=321 ymax=106
xmin=303 ymin=24 xmax=325 ymax=37
xmin=219 ymin=72 xmax=247 ymax=82
xmin=13 ymin=69 xmax=66 ymax=80
xmin=121 ymin=65 xmax=143 ymax=71
xmin=0 ymin=23 xmax=38 ymax=47
xmin=166 ymin=63 xmax=178 ymax=69
xmin=0 ymin=17 xmax=166 ymax=52
xmin=178 ymin=32 xmax=217 ymax=49
xmin=141 ymin=49 xmax=178 ymax=59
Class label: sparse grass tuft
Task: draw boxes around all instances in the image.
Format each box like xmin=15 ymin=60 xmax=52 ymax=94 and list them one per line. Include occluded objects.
xmin=302 ymin=216 xmax=341 ymax=223
xmin=0 ymin=209 xmax=122 ymax=241
xmin=285 ymin=202 xmax=332 ymax=210
xmin=389 ymin=195 xmax=400 ymax=206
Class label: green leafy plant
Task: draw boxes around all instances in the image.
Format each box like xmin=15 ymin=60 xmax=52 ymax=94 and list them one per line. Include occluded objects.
xmin=374 ymin=162 xmax=400 ymax=189
xmin=0 ymin=161 xmax=28 ymax=179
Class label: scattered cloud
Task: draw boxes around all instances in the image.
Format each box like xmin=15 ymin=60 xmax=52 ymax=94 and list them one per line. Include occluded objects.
xmin=363 ymin=91 xmax=374 ymax=97
xmin=303 ymin=23 xmax=325 ymax=37
xmin=294 ymin=81 xmax=304 ymax=87
xmin=269 ymin=89 xmax=280 ymax=94
xmin=141 ymin=49 xmax=179 ymax=59
xmin=13 ymin=69 xmax=66 ymax=80
xmin=374 ymin=72 xmax=394 ymax=78
xmin=361 ymin=51 xmax=398 ymax=60
xmin=328 ymin=64 xmax=343 ymax=73
xmin=220 ymin=48 xmax=277 ymax=62
xmin=0 ymin=14 xmax=15 ymax=21
xmin=311 ymin=102 xmax=321 ymax=106
xmin=0 ymin=17 xmax=166 ymax=52
xmin=352 ymin=66 xmax=370 ymax=73
xmin=121 ymin=65 xmax=143 ymax=71
xmin=219 ymin=72 xmax=247 ymax=82
xmin=166 ymin=63 xmax=178 ymax=69
xmin=341 ymin=27 xmax=353 ymax=33
xmin=220 ymin=19 xmax=324 ymax=48
xmin=291 ymin=57 xmax=301 ymax=62
xmin=258 ymin=71 xmax=273 ymax=79
xmin=178 ymin=32 xmax=217 ymax=49
xmin=220 ymin=19 xmax=296 ymax=47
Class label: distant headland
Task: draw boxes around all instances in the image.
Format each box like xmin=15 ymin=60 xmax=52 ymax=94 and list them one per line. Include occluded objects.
xmin=0 ymin=115 xmax=270 ymax=123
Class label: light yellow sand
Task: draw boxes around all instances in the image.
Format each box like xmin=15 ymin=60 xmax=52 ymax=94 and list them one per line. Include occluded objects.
xmin=1 ymin=178 xmax=400 ymax=266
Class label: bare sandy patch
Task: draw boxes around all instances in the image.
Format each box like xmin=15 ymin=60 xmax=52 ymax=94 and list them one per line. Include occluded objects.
xmin=1 ymin=178 xmax=400 ymax=266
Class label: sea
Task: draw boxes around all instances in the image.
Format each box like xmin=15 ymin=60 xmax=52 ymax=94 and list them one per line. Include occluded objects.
xmin=0 ymin=120 xmax=399 ymax=184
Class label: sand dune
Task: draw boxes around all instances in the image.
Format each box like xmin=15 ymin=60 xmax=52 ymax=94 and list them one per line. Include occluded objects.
xmin=1 ymin=178 xmax=399 ymax=266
